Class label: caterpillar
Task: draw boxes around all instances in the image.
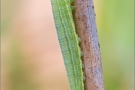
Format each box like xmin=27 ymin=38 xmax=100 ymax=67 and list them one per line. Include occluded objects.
xmin=50 ymin=0 xmax=84 ymax=90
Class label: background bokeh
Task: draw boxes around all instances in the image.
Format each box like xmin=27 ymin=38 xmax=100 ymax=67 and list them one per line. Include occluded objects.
xmin=1 ymin=0 xmax=134 ymax=90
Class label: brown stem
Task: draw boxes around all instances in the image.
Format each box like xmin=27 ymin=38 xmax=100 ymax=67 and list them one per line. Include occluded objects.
xmin=73 ymin=0 xmax=105 ymax=90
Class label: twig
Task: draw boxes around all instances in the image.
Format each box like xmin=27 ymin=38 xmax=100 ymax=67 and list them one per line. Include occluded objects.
xmin=73 ymin=0 xmax=105 ymax=90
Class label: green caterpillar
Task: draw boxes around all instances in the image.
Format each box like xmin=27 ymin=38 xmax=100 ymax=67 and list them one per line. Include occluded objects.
xmin=50 ymin=0 xmax=84 ymax=90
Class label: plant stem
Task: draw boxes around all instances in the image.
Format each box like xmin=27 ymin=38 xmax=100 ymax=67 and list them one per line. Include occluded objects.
xmin=73 ymin=0 xmax=105 ymax=90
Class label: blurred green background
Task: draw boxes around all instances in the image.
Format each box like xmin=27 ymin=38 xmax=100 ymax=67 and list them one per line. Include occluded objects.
xmin=1 ymin=0 xmax=134 ymax=90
